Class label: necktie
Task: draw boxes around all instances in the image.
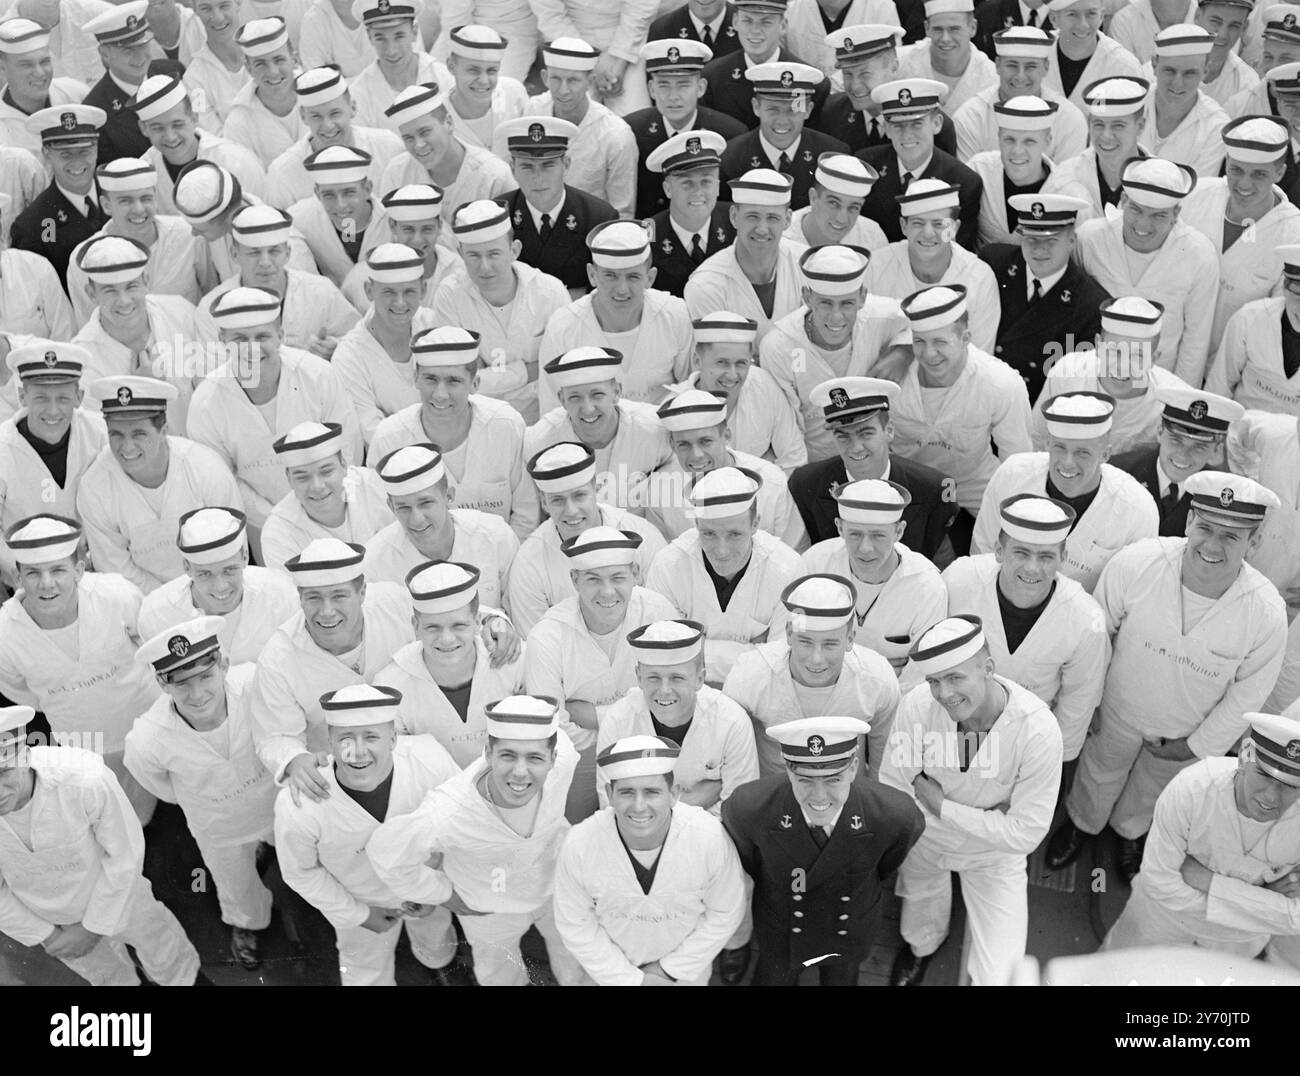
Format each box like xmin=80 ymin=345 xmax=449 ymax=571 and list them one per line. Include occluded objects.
xmin=778 ymin=151 xmax=792 ymax=172
xmin=809 ymin=824 xmax=828 ymax=849
xmin=539 ymin=212 xmax=553 ymax=242
xmin=1027 ymin=8 xmax=1039 ymax=26
xmin=690 ymin=232 xmax=704 ymax=265
xmin=84 ymin=196 xmax=95 ymax=216
xmin=701 ymin=24 xmax=714 ymax=48
xmin=1029 ymin=276 xmax=1042 ymax=303
xmin=1162 ymin=482 xmax=1181 ymax=517
xmin=900 ymin=171 xmax=913 ymax=192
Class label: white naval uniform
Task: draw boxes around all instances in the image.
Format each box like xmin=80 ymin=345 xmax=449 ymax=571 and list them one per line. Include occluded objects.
xmin=348 ymin=53 xmax=442 ymax=132
xmin=1209 ymin=298 xmax=1300 ymax=416
xmin=266 ymin=127 xmax=404 ymax=210
xmin=260 ymin=465 xmax=394 ymax=573
xmin=273 ymin=736 xmax=461 ymax=986
xmin=287 ymin=195 xmax=389 ymax=288
xmin=373 ymin=638 xmax=525 ymax=768
xmin=222 ymin=81 xmax=302 ymax=167
xmin=370 ymin=395 xmax=538 ymax=540
xmin=783 ymin=0 xmax=900 ymax=79
xmin=684 ymin=240 xmax=807 ymax=341
xmin=76 ymin=437 xmax=242 ymax=594
xmin=597 ymin=686 xmax=760 ymax=815
xmin=198 ymin=269 xmax=361 ymax=353
xmin=341 ymin=247 xmax=465 ymax=314
xmin=526 ymin=0 xmax=656 ymax=114
xmin=863 ymin=240 xmax=1001 ymax=353
xmin=186 ymin=348 xmax=364 ymax=530
xmin=896 ymin=41 xmax=999 ymax=116
xmin=722 ymin=638 xmax=900 ymax=779
xmin=760 ymin=297 xmax=912 ymax=463
xmin=666 ymin=370 xmax=806 ymax=474
xmin=1030 ymin=364 xmax=1188 ymax=454
xmin=553 ymin=801 xmax=745 ymax=985
xmin=379 ymin=140 xmax=516 ymax=235
xmin=970 ymin=452 xmax=1160 ymax=592
xmin=182 ymin=47 xmax=250 ymax=130
xmin=781 ymin=207 xmax=889 ymax=253
xmin=888 ymin=347 xmax=1034 ymax=513
xmin=506 ymin=96 xmax=637 ymax=214
xmin=143 ymin=132 xmax=267 ymax=214
xmin=195 ymin=208 xmax=319 ymax=295
xmin=248 ymin=581 xmax=414 ymax=781
xmin=1103 ymin=756 xmax=1300 ymax=956
xmin=1225 ymin=409 xmax=1300 ymax=600
xmin=365 ymin=730 xmax=587 ymax=986
xmin=0 ymin=248 xmax=74 ymax=340
xmin=646 ymin=453 xmax=805 ymax=549
xmin=538 ymin=290 xmax=693 ymax=411
xmin=967 ymin=152 xmax=1056 ymax=248
xmin=432 ymin=62 xmax=529 ymax=161
xmin=0 ymin=78 xmax=87 ymax=158
xmin=299 ymin=0 xmax=383 ymax=77
xmin=1068 ymin=537 xmax=1288 ymax=839
xmin=360 ymin=508 xmax=519 ymax=609
xmin=138 ymin=567 xmax=299 ymax=666
xmin=329 ymin=308 xmax=436 ymax=445
xmin=1200 ymin=51 xmax=1259 ymax=110
xmin=1141 ymin=92 xmax=1227 ymax=178
xmin=0 ymin=146 xmax=46 ymax=223
xmin=1039 ymin=147 xmax=1116 ymax=223
xmin=645 ymin=529 xmax=802 ymax=684
xmin=505 ymin=506 xmax=667 ymax=636
xmin=954 ymin=87 xmax=1086 ymax=166
xmin=0 ymin=409 xmax=105 ymax=552
xmin=879 ymin=676 xmax=1063 ymax=986
xmin=524 ymin=400 xmax=673 ymax=514
xmin=1266 ymin=615 xmax=1300 ymax=713
xmin=1076 ymin=216 xmax=1221 ymax=388
xmin=0 ymin=747 xmax=200 ymax=986
xmin=1108 ymin=0 xmax=1195 ymax=65
xmin=429 ymin=0 xmax=540 ymax=82
xmin=124 ymin=665 xmax=276 ymax=930
xmin=941 ymin=554 xmax=1109 ymax=760
xmin=1042 ymin=34 xmax=1143 ymax=112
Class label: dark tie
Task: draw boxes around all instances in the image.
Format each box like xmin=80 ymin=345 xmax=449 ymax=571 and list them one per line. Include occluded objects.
xmin=539 ymin=212 xmax=552 ymax=242
xmin=900 ymin=170 xmax=913 ymax=192
xmin=1162 ymin=482 xmax=1181 ymax=517
xmin=1029 ymin=276 xmax=1042 ymax=303
xmin=690 ymin=232 xmax=704 ymax=265
xmin=778 ymin=151 xmax=792 ymax=172
xmin=1027 ymin=8 xmax=1039 ymax=25
xmin=701 ymin=24 xmax=714 ymax=48
xmin=809 ymin=824 xmax=828 ymax=849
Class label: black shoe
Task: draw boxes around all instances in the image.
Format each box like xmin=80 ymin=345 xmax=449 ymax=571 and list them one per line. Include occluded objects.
xmin=230 ymin=927 xmax=262 ymax=970
xmin=1045 ymin=819 xmax=1091 ymax=871
xmin=1116 ymin=835 xmax=1145 ymax=886
xmin=431 ymin=959 xmax=475 ymax=987
xmin=717 ymin=944 xmax=750 ymax=985
xmin=889 ymin=947 xmax=931 ymax=987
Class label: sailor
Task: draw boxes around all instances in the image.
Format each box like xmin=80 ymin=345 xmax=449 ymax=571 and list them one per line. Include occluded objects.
xmin=1141 ymin=24 xmax=1228 ymax=178
xmin=431 ymin=24 xmax=529 ymax=157
xmin=0 ymin=20 xmax=91 ymax=161
xmin=225 ymin=17 xmax=304 ymax=168
xmin=80 ymin=1 xmax=155 ymax=166
xmin=963 ymin=96 xmax=1061 ymax=248
xmin=289 ymin=144 xmax=388 ymax=288
xmin=347 ymin=0 xmax=441 ymax=131
xmin=1039 ymin=0 xmax=1143 ymax=112
xmin=781 ymin=153 xmax=887 ymax=252
xmin=896 ymin=0 xmax=1000 ymax=115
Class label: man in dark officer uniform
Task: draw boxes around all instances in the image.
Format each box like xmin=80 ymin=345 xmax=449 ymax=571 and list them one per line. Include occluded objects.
xmin=81 ymin=2 xmax=155 ymax=166
xmin=629 ymin=39 xmax=746 ymax=219
xmin=9 ymin=105 xmax=109 ymax=293
xmin=646 ymin=129 xmax=737 ymax=299
xmin=649 ymin=0 xmax=738 ymax=47
xmin=722 ymin=715 xmax=924 ymax=986
xmin=494 ymin=115 xmax=618 ymax=296
xmin=787 ymin=376 xmax=955 ymax=558
xmin=980 ymin=193 xmax=1109 ymax=402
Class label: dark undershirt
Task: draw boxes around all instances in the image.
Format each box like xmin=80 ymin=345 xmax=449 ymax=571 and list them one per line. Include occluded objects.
xmin=703 ymin=551 xmax=751 ymax=611
xmin=163 ymin=155 xmax=191 ymax=184
xmin=439 ymin=678 xmax=473 ymax=723
xmin=1055 ymin=44 xmax=1090 ymax=100
xmin=16 ymin=418 xmax=70 ymax=488
xmin=1282 ymin=308 xmax=1300 ymax=380
xmin=996 ymin=577 xmax=1056 ymax=653
xmin=752 ymin=277 xmax=777 ymax=319
xmin=1046 ymin=475 xmax=1100 ymax=532
xmin=819 ymin=3 xmax=851 ymax=32
xmin=336 ymin=225 xmax=366 ymax=263
xmin=1 ymin=88 xmax=45 ymax=115
xmin=651 ymin=715 xmax=692 ymax=746
xmin=1004 ymin=170 xmax=1049 ymax=234
xmin=336 ymin=765 xmax=394 ymax=822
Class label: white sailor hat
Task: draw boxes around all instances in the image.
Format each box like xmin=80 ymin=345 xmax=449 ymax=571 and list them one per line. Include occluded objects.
xmin=1081 ymin=77 xmax=1150 ymax=116
xmin=993 ymin=94 xmax=1058 ymax=131
xmin=1156 ymin=385 xmax=1242 ymax=438
xmin=382 ymin=183 xmax=444 ymax=220
xmin=544 ymin=346 xmax=623 ymax=389
xmin=729 ymin=168 xmax=793 ymax=207
xmin=1011 ymin=192 xmax=1089 ymax=233
xmin=0 ymin=707 xmax=35 ymax=739
xmin=925 ymin=0 xmax=974 ymax=13
xmin=1270 ymin=60 xmax=1300 ymax=95
xmin=1199 ymin=0 xmax=1253 ymax=8
xmin=871 ymin=77 xmax=948 ymax=117
xmin=5 ymin=515 xmax=82 ymax=566
xmin=77 ymin=235 xmax=149 ymax=284
xmin=130 ymin=74 xmax=189 ymax=120
xmin=766 ymin=716 xmax=871 ymax=770
xmin=236 ymin=16 xmax=289 ymax=56
xmin=177 ymin=506 xmax=248 ymax=565
xmin=137 ymin=615 xmax=225 ymax=676
xmin=405 ymin=559 xmax=479 ymax=614
xmin=1100 ymin=295 xmax=1164 ymax=337
xmin=448 ymin=24 xmax=508 ymax=62
xmin=901 ymin=284 xmax=967 ymax=330
xmin=645 ymin=129 xmax=726 ymax=175
xmin=26 ymin=104 xmax=106 ymax=145
xmin=1183 ymin=471 xmax=1280 ymax=526
xmin=587 ymin=219 xmax=651 ymax=268
xmin=1279 ymin=244 xmax=1300 ymax=280
xmin=641 ymin=38 xmax=713 ymax=73
xmin=285 ymin=537 xmax=366 ymax=588
xmin=0 ymin=18 xmax=49 ymax=55
xmin=451 ymin=198 xmax=511 ymax=243
xmin=376 ymin=443 xmax=445 ymax=495
xmin=484 ymin=695 xmax=560 ymax=740
xmin=1247 ymin=712 xmax=1300 ymax=787
xmin=1222 ymin=115 xmax=1290 ymax=163
xmin=231 ymin=204 xmax=293 ymax=247
xmin=799 ymin=244 xmax=871 ymax=295
xmin=826 ymin=25 xmax=901 ymax=66
xmin=273 ymin=421 xmax=345 ymax=467
xmin=411 ymin=325 xmax=480 ymax=367
xmin=90 ymin=375 xmax=177 ymax=417
xmin=295 ymin=66 xmax=349 ymax=107
xmin=692 ymin=311 xmax=757 ymax=344
xmin=690 ymin=466 xmax=761 ymax=519
xmin=497 ymin=115 xmax=579 ymax=158
xmin=210 ymin=286 xmax=283 ymax=329
xmin=526 ymin=442 xmax=597 ymax=494
xmin=385 ymin=82 xmax=446 ymax=127
xmin=598 ymin=735 xmax=680 ymax=781
xmin=835 ymin=478 xmax=911 ymax=525
xmin=541 ymin=37 xmax=600 ymax=72
xmin=657 ymin=388 xmax=728 ymax=432
xmin=745 ymin=61 xmax=822 ymax=97
xmin=321 ymin=684 xmax=402 ymax=728
xmin=896 ymin=177 xmax=960 ymax=216
xmin=560 ymin=526 xmax=643 ymax=570
xmin=998 ymin=493 xmax=1076 ymax=545
xmin=627 ymin=620 xmax=706 ymax=666
xmin=810 ymin=375 xmax=897 ymax=423
xmin=6 ymin=341 xmax=88 ymax=383
xmin=85 ymin=1 xmax=153 ymax=47
xmin=364 ymin=242 xmax=424 ymax=283
xmin=1042 ymin=390 xmax=1115 ymax=438
xmin=1263 ymin=4 xmax=1300 ymax=43
xmin=1152 ymin=23 xmax=1215 ymax=57
xmin=814 ymin=153 xmax=878 ymax=198
xmin=304 ymin=144 xmax=372 ymax=187
xmin=352 ymin=0 xmax=422 ymax=26
xmin=780 ymin=573 xmax=857 ymax=631
xmin=174 ymin=161 xmax=239 ymax=223
xmin=992 ymin=25 xmax=1053 ymax=58
xmin=909 ymin=614 xmax=987 ymax=676
xmin=1121 ymin=156 xmax=1197 ymax=207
